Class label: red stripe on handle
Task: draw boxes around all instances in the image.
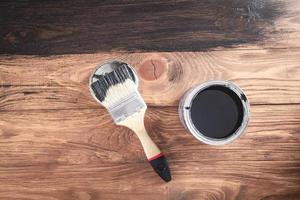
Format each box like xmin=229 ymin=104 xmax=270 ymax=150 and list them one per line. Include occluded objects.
xmin=148 ymin=153 xmax=163 ymax=161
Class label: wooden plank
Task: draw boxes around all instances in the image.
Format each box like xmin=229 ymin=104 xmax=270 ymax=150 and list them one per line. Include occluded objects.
xmin=0 ymin=161 xmax=299 ymax=200
xmin=0 ymin=0 xmax=300 ymax=55
xmin=0 ymin=105 xmax=299 ymax=199
xmin=0 ymin=105 xmax=299 ymax=165
xmin=1 ymin=1 xmax=300 ymax=199
xmin=1 ymin=49 xmax=300 ymax=110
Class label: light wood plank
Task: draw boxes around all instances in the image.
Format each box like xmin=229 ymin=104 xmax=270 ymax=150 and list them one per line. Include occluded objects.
xmin=0 ymin=105 xmax=299 ymax=167
xmin=2 ymin=103 xmax=300 ymax=199
xmin=1 ymin=49 xmax=300 ymax=110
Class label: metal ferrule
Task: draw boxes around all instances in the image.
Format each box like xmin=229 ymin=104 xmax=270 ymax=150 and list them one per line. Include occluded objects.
xmin=108 ymin=92 xmax=146 ymax=123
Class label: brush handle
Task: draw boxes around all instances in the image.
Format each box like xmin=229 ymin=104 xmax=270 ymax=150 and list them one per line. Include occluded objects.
xmin=118 ymin=109 xmax=171 ymax=182
xmin=134 ymin=123 xmax=171 ymax=182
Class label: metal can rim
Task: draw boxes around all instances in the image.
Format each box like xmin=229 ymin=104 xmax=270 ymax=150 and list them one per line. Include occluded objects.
xmin=179 ymin=80 xmax=250 ymax=145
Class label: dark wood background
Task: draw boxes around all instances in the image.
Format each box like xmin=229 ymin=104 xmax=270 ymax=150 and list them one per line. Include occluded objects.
xmin=0 ymin=0 xmax=300 ymax=199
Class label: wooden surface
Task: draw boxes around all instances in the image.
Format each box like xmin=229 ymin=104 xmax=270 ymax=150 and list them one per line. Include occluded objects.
xmin=0 ymin=0 xmax=300 ymax=199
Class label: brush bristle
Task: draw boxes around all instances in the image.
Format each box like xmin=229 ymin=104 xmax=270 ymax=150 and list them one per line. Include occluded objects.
xmin=91 ymin=64 xmax=137 ymax=107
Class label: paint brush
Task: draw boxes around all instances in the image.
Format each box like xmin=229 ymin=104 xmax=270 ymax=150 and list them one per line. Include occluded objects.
xmin=90 ymin=62 xmax=171 ymax=182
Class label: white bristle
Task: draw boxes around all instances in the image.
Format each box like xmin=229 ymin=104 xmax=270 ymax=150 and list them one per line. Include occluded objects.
xmin=102 ymin=79 xmax=137 ymax=108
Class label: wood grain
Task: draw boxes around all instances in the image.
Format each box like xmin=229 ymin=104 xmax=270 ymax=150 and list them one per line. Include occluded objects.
xmin=1 ymin=0 xmax=300 ymax=199
xmin=0 ymin=105 xmax=299 ymax=199
xmin=1 ymin=49 xmax=300 ymax=111
xmin=1 ymin=105 xmax=299 ymax=165
xmin=0 ymin=0 xmax=300 ymax=54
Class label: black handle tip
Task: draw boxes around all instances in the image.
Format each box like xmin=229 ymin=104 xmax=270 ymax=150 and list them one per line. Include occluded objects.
xmin=149 ymin=155 xmax=171 ymax=182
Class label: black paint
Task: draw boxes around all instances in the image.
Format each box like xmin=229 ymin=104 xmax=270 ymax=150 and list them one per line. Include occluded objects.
xmin=190 ymin=86 xmax=244 ymax=139
xmin=0 ymin=0 xmax=283 ymax=55
xmin=91 ymin=64 xmax=134 ymax=102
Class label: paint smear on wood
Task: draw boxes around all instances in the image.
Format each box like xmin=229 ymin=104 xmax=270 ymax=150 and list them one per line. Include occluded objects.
xmin=0 ymin=0 xmax=284 ymax=55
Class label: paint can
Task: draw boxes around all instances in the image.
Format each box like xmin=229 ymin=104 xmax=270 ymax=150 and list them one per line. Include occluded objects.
xmin=179 ymin=81 xmax=250 ymax=145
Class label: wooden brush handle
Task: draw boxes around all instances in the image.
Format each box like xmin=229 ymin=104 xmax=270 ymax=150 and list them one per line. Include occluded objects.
xmin=119 ymin=109 xmax=171 ymax=182
xmin=133 ymin=122 xmax=171 ymax=182
xmin=134 ymin=125 xmax=161 ymax=159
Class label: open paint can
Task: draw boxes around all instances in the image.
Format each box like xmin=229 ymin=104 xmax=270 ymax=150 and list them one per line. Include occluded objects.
xmin=179 ymin=81 xmax=250 ymax=145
